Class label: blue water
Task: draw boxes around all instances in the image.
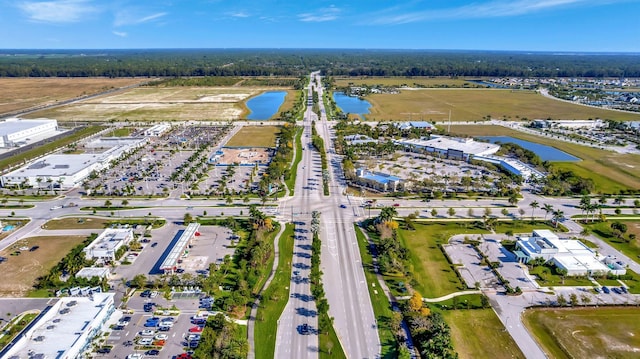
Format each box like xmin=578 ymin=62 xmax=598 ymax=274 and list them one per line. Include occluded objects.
xmin=479 ymin=136 xmax=580 ymax=162
xmin=2 ymin=225 xmax=14 ymax=232
xmin=468 ymin=80 xmax=508 ymax=89
xmin=333 ymin=92 xmax=371 ymax=119
xmin=246 ymin=91 xmax=287 ymax=120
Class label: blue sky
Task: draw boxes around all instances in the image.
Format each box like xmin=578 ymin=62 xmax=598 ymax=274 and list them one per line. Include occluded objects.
xmin=1 ymin=0 xmax=639 ymax=51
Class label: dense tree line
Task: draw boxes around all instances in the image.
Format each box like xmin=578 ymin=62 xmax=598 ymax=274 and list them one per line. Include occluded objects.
xmin=1 ymin=49 xmax=639 ymax=78
xmin=194 ymin=313 xmax=248 ymax=359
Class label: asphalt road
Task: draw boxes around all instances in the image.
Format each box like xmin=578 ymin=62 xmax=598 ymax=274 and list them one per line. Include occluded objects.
xmin=275 ymin=74 xmax=321 ymax=358
xmin=311 ymin=72 xmax=381 ymax=358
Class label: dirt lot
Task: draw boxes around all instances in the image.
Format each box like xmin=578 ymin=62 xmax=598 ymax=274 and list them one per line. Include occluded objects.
xmin=0 ymin=77 xmax=146 ymax=116
xmin=0 ymin=235 xmax=87 ymax=296
xmin=24 ymin=86 xmax=272 ymax=122
xmin=217 ymin=148 xmax=271 ymax=166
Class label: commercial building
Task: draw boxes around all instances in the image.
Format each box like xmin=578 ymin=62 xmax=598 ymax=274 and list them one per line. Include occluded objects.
xmin=355 ymin=168 xmax=402 ymax=192
xmin=1 ymin=137 xmax=147 ymax=189
xmin=514 ymin=230 xmax=623 ymax=276
xmin=474 ymin=155 xmax=546 ymax=180
xmin=2 ymin=293 xmax=115 ymax=359
xmin=160 ymin=223 xmax=201 ymax=273
xmin=75 ymin=267 xmax=111 ymax=280
xmin=394 ymin=135 xmax=500 ymax=161
xmin=144 ymin=123 xmax=171 ymax=137
xmin=0 ymin=118 xmax=58 ymax=148
xmin=83 ymin=228 xmax=134 ymax=261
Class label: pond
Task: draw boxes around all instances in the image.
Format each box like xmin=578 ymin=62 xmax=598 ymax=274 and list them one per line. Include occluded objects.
xmin=246 ymin=91 xmax=287 ymax=120
xmin=333 ymin=92 xmax=371 ymax=119
xmin=478 ymin=136 xmax=580 ymax=162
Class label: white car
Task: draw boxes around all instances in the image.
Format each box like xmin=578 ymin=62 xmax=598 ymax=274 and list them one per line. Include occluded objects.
xmin=150 ymin=291 xmax=158 ymax=298
xmin=127 ymin=354 xmax=143 ymax=359
xmin=140 ymin=329 xmax=155 ymax=336
xmin=159 ymin=320 xmax=173 ymax=328
xmin=187 ymin=334 xmax=201 ymax=341
xmin=154 ymin=333 xmax=168 ymax=340
xmin=137 ymin=338 xmax=153 ymax=346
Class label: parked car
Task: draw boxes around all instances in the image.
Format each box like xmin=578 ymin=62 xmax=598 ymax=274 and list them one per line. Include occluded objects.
xmin=151 ymin=242 xmax=158 ymax=248
xmin=188 ymin=326 xmax=203 ymax=333
xmin=96 ymin=347 xmax=112 ymax=354
xmin=137 ymin=338 xmax=153 ymax=346
xmin=602 ymin=286 xmax=611 ymax=294
xmin=140 ymin=290 xmax=152 ymax=297
xmin=154 ymin=333 xmax=168 ymax=340
xmin=620 ymin=286 xmax=628 ymax=293
xmin=144 ymin=320 xmax=159 ymax=327
xmin=140 ymin=329 xmax=155 ymax=336
xmin=145 ymin=349 xmax=160 ymax=356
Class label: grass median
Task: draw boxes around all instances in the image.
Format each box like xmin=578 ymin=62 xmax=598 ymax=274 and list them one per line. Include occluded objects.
xmin=354 ymin=224 xmax=399 ymax=359
xmin=254 ymin=223 xmax=294 ymax=359
xmin=285 ymin=127 xmax=303 ymax=196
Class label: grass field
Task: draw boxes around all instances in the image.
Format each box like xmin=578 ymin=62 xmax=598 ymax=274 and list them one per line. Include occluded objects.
xmin=0 ymin=235 xmax=88 ymax=296
xmin=226 ymin=125 xmax=281 ymax=147
xmin=444 ymin=309 xmax=525 ymax=359
xmin=255 ymin=224 xmax=294 ymax=359
xmin=334 ymin=77 xmax=479 ymax=88
xmin=355 ymin=225 xmax=399 ymax=358
xmin=365 ymin=89 xmax=640 ymax=122
xmin=449 ymin=125 xmax=640 ymax=192
xmin=397 ymin=222 xmax=489 ymax=297
xmin=523 ymin=307 xmax=640 ymax=359
xmin=105 ymin=127 xmax=133 ymax=137
xmin=0 ymin=77 xmax=146 ymax=115
xmin=43 ymin=217 xmax=111 ymax=230
xmin=24 ymin=86 xmax=273 ymax=122
xmin=583 ymin=220 xmax=640 ymax=263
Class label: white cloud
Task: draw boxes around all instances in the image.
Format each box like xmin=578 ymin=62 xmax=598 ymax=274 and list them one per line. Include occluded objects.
xmin=114 ymin=10 xmax=167 ymax=27
xmin=18 ymin=0 xmax=99 ymax=23
xmin=228 ymin=11 xmax=249 ymax=18
xmin=370 ymin=0 xmax=626 ymax=24
xmin=112 ymin=30 xmax=127 ymax=37
xmin=299 ymin=6 xmax=340 ymax=22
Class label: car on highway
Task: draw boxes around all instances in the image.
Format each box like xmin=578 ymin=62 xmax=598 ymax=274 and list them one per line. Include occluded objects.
xmin=339 ymin=204 xmax=347 ymax=208
xmin=50 ymin=206 xmax=62 ymax=210
xmin=602 ymin=286 xmax=611 ymax=294
xmin=393 ymin=203 xmax=400 ymax=207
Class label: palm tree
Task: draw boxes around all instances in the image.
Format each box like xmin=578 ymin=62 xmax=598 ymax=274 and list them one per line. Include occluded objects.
xmin=552 ymin=209 xmax=565 ymax=228
xmin=542 ymin=204 xmax=553 ymax=221
xmin=530 ymin=201 xmax=539 ymax=222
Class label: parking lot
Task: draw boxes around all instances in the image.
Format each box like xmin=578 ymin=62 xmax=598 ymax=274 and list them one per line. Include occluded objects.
xmin=100 ymin=292 xmax=214 ymax=358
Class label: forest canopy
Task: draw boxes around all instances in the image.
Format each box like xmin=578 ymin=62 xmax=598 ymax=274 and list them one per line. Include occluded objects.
xmin=1 ymin=49 xmax=639 ymax=78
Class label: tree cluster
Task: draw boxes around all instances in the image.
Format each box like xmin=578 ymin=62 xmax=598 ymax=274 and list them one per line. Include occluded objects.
xmin=193 ymin=313 xmax=248 ymax=359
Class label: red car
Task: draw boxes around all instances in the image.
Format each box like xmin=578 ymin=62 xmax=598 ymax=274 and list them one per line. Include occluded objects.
xmin=393 ymin=203 xmax=400 ymax=207
xmin=188 ymin=326 xmax=203 ymax=333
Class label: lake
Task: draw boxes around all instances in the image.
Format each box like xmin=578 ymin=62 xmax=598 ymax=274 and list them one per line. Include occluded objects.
xmin=333 ymin=92 xmax=371 ymax=119
xmin=479 ymin=136 xmax=580 ymax=162
xmin=246 ymin=91 xmax=287 ymax=120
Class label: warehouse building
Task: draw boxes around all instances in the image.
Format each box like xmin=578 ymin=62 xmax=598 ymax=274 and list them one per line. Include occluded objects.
xmin=1 ymin=293 xmax=115 ymax=359
xmin=394 ymin=135 xmax=500 ymax=161
xmin=83 ymin=228 xmax=134 ymax=261
xmin=0 ymin=118 xmax=58 ymax=148
xmin=0 ymin=137 xmax=146 ymax=189
xmin=144 ymin=123 xmax=171 ymax=137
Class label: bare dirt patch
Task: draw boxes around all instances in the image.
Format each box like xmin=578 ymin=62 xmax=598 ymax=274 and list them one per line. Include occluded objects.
xmin=0 ymin=78 xmax=146 ymax=115
xmin=217 ymin=148 xmax=272 ymax=166
xmin=0 ymin=235 xmax=88 ymax=296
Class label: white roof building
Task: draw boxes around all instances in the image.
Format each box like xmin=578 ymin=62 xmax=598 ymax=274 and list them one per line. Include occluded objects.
xmin=474 ymin=154 xmax=546 ymax=180
xmin=394 ymin=135 xmax=500 ymax=161
xmin=83 ymin=228 xmax=134 ymax=261
xmin=2 ymin=293 xmax=115 ymax=359
xmin=75 ymin=267 xmax=111 ymax=280
xmin=144 ymin=123 xmax=170 ymax=137
xmin=0 ymin=118 xmax=58 ymax=148
xmin=1 ymin=137 xmax=147 ymax=189
xmin=515 ymin=229 xmax=619 ymax=276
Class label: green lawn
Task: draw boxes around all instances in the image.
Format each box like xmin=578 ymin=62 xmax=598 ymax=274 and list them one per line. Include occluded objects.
xmin=105 ymin=127 xmax=133 ymax=137
xmin=285 ymin=127 xmax=303 ymax=196
xmin=354 ymin=225 xmax=399 ymax=359
xmin=397 ymin=222 xmax=489 ymax=298
xmin=430 ymin=294 xmax=485 ymax=310
xmin=226 ymin=125 xmax=281 ymax=147
xmin=584 ymin=220 xmax=640 ymax=260
xmin=528 ymin=266 xmax=593 ymax=287
xmin=444 ymin=309 xmax=525 ymax=359
xmin=254 ymin=224 xmax=294 ymax=359
xmin=523 ymin=307 xmax=640 ymax=359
